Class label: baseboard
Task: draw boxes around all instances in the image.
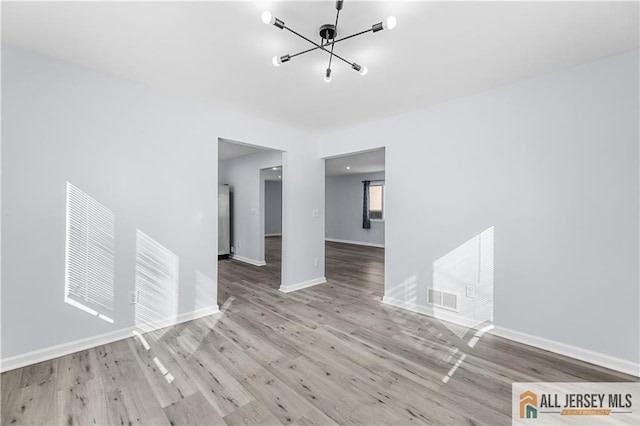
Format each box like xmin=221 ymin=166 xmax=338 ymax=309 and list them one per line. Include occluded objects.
xmin=381 ymin=296 xmax=480 ymax=329
xmin=381 ymin=296 xmax=639 ymax=377
xmin=265 ymin=233 xmax=282 ymax=237
xmin=325 ymin=238 xmax=384 ymax=248
xmin=230 ymin=255 xmax=266 ymax=266
xmin=133 ymin=306 xmax=221 ymax=333
xmin=280 ymin=276 xmax=327 ymax=294
xmin=490 ymin=326 xmax=640 ymax=378
xmin=382 ymin=295 xmax=430 ymax=314
xmin=0 ymin=306 xmax=220 ymax=373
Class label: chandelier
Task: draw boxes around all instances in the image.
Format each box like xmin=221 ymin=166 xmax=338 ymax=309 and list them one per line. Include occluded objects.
xmin=262 ymin=0 xmax=396 ymax=82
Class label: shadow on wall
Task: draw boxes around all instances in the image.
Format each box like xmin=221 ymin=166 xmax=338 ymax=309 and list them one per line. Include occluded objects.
xmin=64 ymin=181 xmax=228 ymax=388
xmin=384 ymin=226 xmax=494 ymax=335
xmin=195 ymin=271 xmax=217 ymax=312
xmin=64 ymin=182 xmax=115 ymax=323
xmin=432 ymin=226 xmax=494 ymax=338
xmin=129 ymin=239 xmax=228 ymax=389
xmin=431 ymin=225 xmax=495 ymax=384
xmin=64 ymin=181 xmax=219 ymax=331
xmin=381 ymin=227 xmax=495 ymax=385
xmin=134 ymin=229 xmax=180 ymax=335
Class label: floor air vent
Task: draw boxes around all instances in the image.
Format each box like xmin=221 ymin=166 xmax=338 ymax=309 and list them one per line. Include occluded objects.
xmin=427 ymin=288 xmax=459 ymax=312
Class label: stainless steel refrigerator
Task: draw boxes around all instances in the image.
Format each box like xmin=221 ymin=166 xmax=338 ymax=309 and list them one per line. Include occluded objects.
xmin=218 ymin=185 xmax=230 ymax=258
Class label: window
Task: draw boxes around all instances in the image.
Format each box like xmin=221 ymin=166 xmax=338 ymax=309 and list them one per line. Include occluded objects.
xmin=369 ymin=183 xmax=384 ymax=220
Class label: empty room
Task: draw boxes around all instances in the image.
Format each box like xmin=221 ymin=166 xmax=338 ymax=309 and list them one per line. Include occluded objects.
xmin=1 ymin=1 xmax=639 ymax=425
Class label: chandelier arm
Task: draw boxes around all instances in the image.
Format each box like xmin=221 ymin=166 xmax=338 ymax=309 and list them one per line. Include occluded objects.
xmin=288 ymin=28 xmax=373 ymax=60
xmin=327 ymin=9 xmax=341 ymax=70
xmin=333 ymin=28 xmax=373 ymax=44
xmin=289 ymin=47 xmax=317 ymax=60
xmin=283 ymin=26 xmax=354 ymax=67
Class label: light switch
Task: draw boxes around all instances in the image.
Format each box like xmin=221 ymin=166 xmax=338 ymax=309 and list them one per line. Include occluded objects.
xmin=251 ymin=208 xmax=257 ymax=215
xmin=312 ymin=209 xmax=319 ymax=217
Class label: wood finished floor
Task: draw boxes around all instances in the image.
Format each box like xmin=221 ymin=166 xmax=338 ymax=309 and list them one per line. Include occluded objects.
xmin=1 ymin=237 xmax=634 ymax=425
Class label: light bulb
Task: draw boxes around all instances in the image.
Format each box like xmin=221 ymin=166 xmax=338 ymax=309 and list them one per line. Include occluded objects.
xmin=383 ymin=16 xmax=397 ymax=30
xmin=272 ymin=56 xmax=281 ymax=67
xmin=261 ymin=11 xmax=274 ymax=25
xmin=359 ymin=66 xmax=369 ymax=76
xmin=324 ymin=68 xmax=332 ymax=83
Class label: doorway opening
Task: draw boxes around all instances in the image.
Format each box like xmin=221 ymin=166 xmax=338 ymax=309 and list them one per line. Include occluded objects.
xmin=217 ymin=138 xmax=284 ymax=297
xmin=324 ymin=148 xmax=385 ymax=298
xmin=262 ymin=166 xmax=283 ymax=275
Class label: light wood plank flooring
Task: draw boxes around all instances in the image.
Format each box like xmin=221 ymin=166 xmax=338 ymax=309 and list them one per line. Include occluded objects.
xmin=1 ymin=237 xmax=634 ymax=425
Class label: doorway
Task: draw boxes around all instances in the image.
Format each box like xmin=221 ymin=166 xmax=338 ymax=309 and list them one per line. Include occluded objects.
xmin=324 ymin=148 xmax=386 ymax=297
xmin=261 ymin=166 xmax=283 ymax=281
xmin=217 ymin=138 xmax=284 ymax=294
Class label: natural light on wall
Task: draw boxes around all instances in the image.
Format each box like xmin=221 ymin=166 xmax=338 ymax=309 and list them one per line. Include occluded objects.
xmin=195 ymin=270 xmax=217 ymax=312
xmin=386 ymin=274 xmax=418 ymax=302
xmin=431 ymin=227 xmax=494 ymax=338
xmin=134 ymin=230 xmax=179 ymax=334
xmin=64 ymin=182 xmax=115 ymax=323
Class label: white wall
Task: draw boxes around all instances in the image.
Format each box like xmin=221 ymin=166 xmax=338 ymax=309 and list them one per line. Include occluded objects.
xmin=3 ymin=43 xmax=637 ymax=372
xmin=219 ymin=150 xmax=281 ymax=263
xmin=265 ymin=180 xmax=282 ymax=236
xmin=326 ymin=172 xmax=385 ymax=246
xmin=1 ymin=46 xmax=325 ymax=362
xmin=318 ymin=49 xmax=640 ymax=365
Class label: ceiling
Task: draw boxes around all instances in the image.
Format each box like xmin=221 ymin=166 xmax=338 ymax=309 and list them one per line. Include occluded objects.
xmin=262 ymin=166 xmax=283 ymax=181
xmin=3 ymin=1 xmax=638 ymax=132
xmin=326 ymin=148 xmax=384 ymax=176
xmin=220 ymin=138 xmax=379 ymax=177
xmin=219 ymin=139 xmax=283 ymax=180
xmin=218 ymin=138 xmax=273 ymax=161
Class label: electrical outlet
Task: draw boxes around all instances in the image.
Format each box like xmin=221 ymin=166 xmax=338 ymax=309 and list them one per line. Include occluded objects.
xmin=230 ymin=246 xmax=235 ymax=253
xmin=466 ymin=286 xmax=476 ymax=298
xmin=129 ymin=291 xmax=139 ymax=304
xmin=314 ymin=257 xmax=319 ymax=267
xmin=312 ymin=209 xmax=319 ymax=217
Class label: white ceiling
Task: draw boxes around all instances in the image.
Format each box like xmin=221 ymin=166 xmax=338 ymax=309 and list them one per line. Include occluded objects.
xmin=220 ymin=138 xmax=381 ymax=176
xmin=218 ymin=138 xmax=271 ymax=161
xmin=2 ymin=1 xmax=638 ymax=132
xmin=326 ymin=148 xmax=384 ymax=176
xmin=219 ymin=139 xmax=283 ymax=179
xmin=262 ymin=166 xmax=283 ymax=181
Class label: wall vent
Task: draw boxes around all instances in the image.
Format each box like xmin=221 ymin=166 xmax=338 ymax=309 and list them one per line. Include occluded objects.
xmin=427 ymin=289 xmax=441 ymax=305
xmin=427 ymin=288 xmax=459 ymax=312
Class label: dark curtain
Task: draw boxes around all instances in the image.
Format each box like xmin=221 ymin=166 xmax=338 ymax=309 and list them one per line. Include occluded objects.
xmin=362 ymin=180 xmax=371 ymax=229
